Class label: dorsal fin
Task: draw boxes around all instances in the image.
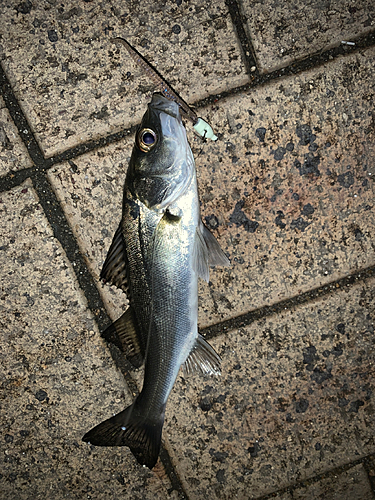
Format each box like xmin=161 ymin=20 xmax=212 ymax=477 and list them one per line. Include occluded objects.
xmin=193 ymin=221 xmax=230 ymax=282
xmin=100 ymin=224 xmax=129 ymax=294
xmin=182 ymin=334 xmax=221 ymax=377
xmin=102 ymin=307 xmax=144 ymax=368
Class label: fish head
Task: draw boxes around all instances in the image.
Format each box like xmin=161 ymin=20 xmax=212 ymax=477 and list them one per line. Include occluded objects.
xmin=127 ymin=93 xmax=195 ymax=211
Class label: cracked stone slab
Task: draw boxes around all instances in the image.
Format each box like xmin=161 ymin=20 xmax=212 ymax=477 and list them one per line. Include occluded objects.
xmin=240 ymin=0 xmax=375 ymax=73
xmin=163 ymin=277 xmax=375 ymax=499
xmin=0 ymin=0 xmax=247 ymax=158
xmin=0 ymin=180 xmax=173 ymax=498
xmin=292 ymin=464 xmax=375 ymax=500
xmin=0 ymin=96 xmax=33 ymax=177
xmin=49 ymin=48 xmax=375 ymax=329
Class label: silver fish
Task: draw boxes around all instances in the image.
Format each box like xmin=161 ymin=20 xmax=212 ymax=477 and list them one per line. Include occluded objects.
xmin=82 ymin=94 xmax=229 ymax=469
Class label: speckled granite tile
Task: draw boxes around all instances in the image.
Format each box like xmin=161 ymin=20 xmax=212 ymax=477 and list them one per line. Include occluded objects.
xmin=163 ymin=278 xmax=375 ymax=499
xmin=48 ymin=48 xmax=375 ymax=329
xmin=240 ymin=0 xmax=375 ymax=73
xmin=193 ymin=47 xmax=375 ymax=326
xmin=0 ymin=96 xmax=33 ymax=176
xmin=0 ymin=180 xmax=173 ymax=498
xmin=0 ymin=0 xmax=247 ymax=157
xmin=292 ymin=464 xmax=375 ymax=500
xmin=47 ymin=141 xmax=129 ymax=320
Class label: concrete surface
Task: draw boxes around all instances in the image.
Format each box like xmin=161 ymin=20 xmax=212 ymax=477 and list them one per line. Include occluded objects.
xmin=166 ymin=278 xmax=375 ymax=498
xmin=0 ymin=96 xmax=33 ymax=176
xmin=241 ymin=0 xmax=375 ymax=73
xmin=0 ymin=0 xmax=375 ymax=499
xmin=0 ymin=0 xmax=247 ymax=157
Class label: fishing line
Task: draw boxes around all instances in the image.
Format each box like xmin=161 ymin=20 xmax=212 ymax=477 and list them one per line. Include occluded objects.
xmin=112 ymin=37 xmax=218 ymax=141
xmin=112 ymin=37 xmax=198 ymax=124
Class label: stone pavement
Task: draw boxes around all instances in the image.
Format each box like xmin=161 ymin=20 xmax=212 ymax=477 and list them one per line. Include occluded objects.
xmin=0 ymin=1 xmax=374 ymax=498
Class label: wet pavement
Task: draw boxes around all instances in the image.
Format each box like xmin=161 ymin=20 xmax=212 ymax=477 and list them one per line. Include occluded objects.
xmin=0 ymin=1 xmax=374 ymax=499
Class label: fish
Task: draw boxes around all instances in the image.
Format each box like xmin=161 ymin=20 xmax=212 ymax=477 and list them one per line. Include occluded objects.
xmin=82 ymin=93 xmax=229 ymax=469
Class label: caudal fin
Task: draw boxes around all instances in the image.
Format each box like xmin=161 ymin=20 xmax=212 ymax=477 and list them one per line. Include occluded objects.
xmin=82 ymin=404 xmax=164 ymax=469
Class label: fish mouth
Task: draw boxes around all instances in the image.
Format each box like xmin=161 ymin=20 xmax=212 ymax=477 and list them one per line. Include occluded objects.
xmin=149 ymin=93 xmax=182 ymax=122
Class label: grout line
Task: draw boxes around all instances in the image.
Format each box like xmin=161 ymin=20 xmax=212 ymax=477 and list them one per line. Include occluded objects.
xmin=224 ymin=0 xmax=259 ymax=74
xmin=0 ymin=65 xmax=45 ymax=167
xmin=201 ymin=265 xmax=375 ymax=340
xmin=195 ymin=29 xmax=375 ymax=110
xmin=32 ymin=171 xmax=107 ymax=326
xmin=363 ymin=457 xmax=375 ymax=495
xmin=0 ymin=165 xmax=37 ymax=192
xmin=159 ymin=447 xmax=189 ymax=499
xmin=47 ymin=125 xmax=138 ymax=167
xmin=251 ymin=454 xmax=375 ymax=499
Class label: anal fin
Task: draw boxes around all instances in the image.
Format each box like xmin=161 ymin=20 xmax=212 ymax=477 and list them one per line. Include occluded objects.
xmin=102 ymin=307 xmax=144 ymax=368
xmin=100 ymin=224 xmax=129 ymax=293
xmin=182 ymin=334 xmax=221 ymax=377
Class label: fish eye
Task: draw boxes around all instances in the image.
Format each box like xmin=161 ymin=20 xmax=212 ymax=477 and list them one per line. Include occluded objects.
xmin=137 ymin=128 xmax=157 ymax=153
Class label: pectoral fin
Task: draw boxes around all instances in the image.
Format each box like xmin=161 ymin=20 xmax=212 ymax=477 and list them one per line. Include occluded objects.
xmin=182 ymin=334 xmax=221 ymax=377
xmin=200 ymin=221 xmax=230 ymax=267
xmin=100 ymin=224 xmax=129 ymax=294
xmin=102 ymin=307 xmax=144 ymax=368
xmin=193 ymin=221 xmax=230 ymax=282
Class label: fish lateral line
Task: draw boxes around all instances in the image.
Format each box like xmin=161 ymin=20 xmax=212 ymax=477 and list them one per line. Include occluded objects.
xmin=112 ymin=37 xmax=218 ymax=141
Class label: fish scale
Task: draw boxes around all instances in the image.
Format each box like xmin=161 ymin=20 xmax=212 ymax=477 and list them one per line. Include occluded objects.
xmin=122 ymin=196 xmax=160 ymax=352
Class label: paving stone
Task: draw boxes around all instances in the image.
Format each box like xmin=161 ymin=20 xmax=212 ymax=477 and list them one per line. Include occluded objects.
xmin=193 ymin=47 xmax=375 ymax=326
xmin=0 ymin=180 xmax=172 ymax=498
xmin=0 ymin=0 xmax=247 ymax=158
xmin=292 ymin=464 xmax=375 ymax=500
xmin=163 ymin=277 xmax=375 ymax=499
xmin=47 ymin=142 xmax=129 ymax=321
xmin=48 ymin=47 xmax=375 ymax=329
xmin=240 ymin=0 xmax=375 ymax=73
xmin=0 ymin=96 xmax=33 ymax=177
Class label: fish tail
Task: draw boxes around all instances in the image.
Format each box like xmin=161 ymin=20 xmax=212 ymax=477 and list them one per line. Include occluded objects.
xmin=82 ymin=402 xmax=165 ymax=469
